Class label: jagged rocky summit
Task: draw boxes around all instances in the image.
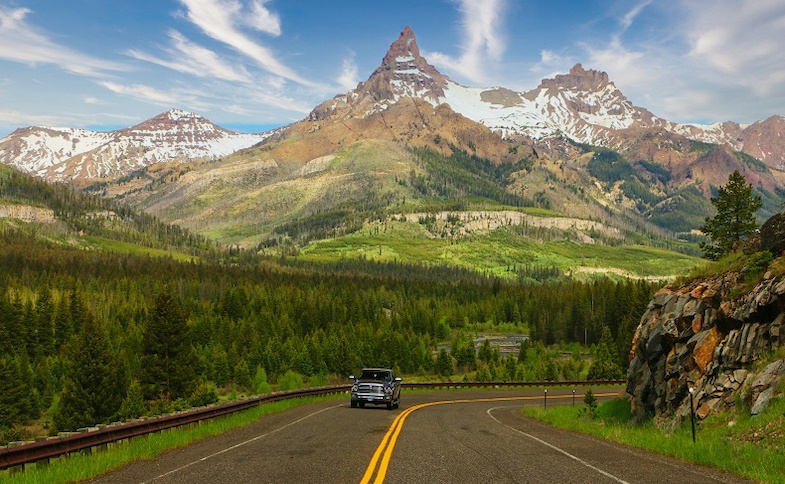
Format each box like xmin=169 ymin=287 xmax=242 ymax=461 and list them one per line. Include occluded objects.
xmin=627 ymin=213 xmax=785 ymax=429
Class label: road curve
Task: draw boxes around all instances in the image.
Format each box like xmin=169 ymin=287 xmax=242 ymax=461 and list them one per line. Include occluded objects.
xmin=90 ymin=388 xmax=750 ymax=484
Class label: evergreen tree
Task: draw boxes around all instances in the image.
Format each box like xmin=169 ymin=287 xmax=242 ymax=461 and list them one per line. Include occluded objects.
xmin=700 ymin=170 xmax=763 ymax=260
xmin=233 ymin=359 xmax=253 ymax=391
xmin=504 ymin=356 xmax=517 ymax=381
xmin=586 ymin=326 xmax=624 ymax=380
xmin=15 ymin=353 xmax=35 ymax=420
xmin=53 ymin=299 xmax=71 ymax=352
xmin=140 ymin=290 xmax=197 ymax=400
xmin=435 ymin=348 xmax=453 ymax=377
xmin=0 ymin=294 xmax=11 ymax=356
xmin=478 ymin=339 xmax=493 ymax=363
xmin=0 ymin=357 xmax=27 ymax=427
xmin=34 ymin=288 xmax=55 ymax=359
xmin=5 ymin=295 xmax=24 ymax=354
xmin=118 ymin=379 xmax=146 ymax=420
xmin=53 ymin=311 xmax=123 ymax=432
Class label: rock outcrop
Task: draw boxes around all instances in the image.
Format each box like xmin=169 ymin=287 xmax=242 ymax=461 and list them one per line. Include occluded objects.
xmin=627 ymin=267 xmax=785 ymax=429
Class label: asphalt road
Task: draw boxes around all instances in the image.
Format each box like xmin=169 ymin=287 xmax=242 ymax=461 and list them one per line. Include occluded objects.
xmin=90 ymin=387 xmax=751 ymax=484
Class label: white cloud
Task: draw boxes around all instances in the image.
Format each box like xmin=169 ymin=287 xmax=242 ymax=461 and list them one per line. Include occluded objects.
xmin=246 ymin=0 xmax=281 ymax=36
xmin=684 ymin=0 xmax=785 ymax=96
xmin=529 ymin=49 xmax=575 ymax=75
xmin=128 ymin=30 xmax=250 ymax=82
xmin=620 ymin=0 xmax=653 ymax=32
xmin=99 ymin=81 xmax=183 ymax=105
xmin=427 ymin=0 xmax=507 ymax=84
xmin=0 ymin=6 xmax=126 ymax=77
xmin=582 ymin=37 xmax=648 ymax=87
xmin=578 ymin=0 xmax=785 ymax=122
xmin=0 ymin=109 xmax=67 ymax=128
xmin=178 ymin=0 xmax=318 ymax=87
xmin=337 ymin=54 xmax=359 ymax=91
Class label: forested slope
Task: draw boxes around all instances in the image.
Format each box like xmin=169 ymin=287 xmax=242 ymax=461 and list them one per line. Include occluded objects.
xmin=0 ymin=225 xmax=657 ymax=440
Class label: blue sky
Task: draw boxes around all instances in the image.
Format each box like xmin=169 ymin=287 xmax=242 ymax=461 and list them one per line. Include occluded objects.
xmin=1 ymin=0 xmax=785 ymax=137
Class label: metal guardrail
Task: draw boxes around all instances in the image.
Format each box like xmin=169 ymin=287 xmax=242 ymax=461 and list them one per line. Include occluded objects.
xmin=0 ymin=379 xmax=623 ymax=471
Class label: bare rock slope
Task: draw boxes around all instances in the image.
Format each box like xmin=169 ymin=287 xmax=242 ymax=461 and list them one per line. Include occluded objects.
xmin=627 ymin=219 xmax=785 ymax=427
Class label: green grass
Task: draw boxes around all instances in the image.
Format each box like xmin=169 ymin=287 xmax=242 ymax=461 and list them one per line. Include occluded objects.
xmin=82 ymin=236 xmax=195 ymax=262
xmin=299 ymin=221 xmax=702 ymax=280
xmin=523 ymin=396 xmax=785 ymax=483
xmin=3 ymin=394 xmax=343 ymax=484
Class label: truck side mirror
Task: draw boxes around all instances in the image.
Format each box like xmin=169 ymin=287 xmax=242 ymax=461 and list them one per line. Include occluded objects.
xmin=349 ymin=375 xmax=355 ymax=381
xmin=394 ymin=377 xmax=402 ymax=382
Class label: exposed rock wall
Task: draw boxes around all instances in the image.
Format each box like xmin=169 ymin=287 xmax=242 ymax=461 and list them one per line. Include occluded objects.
xmin=627 ymin=271 xmax=785 ymax=429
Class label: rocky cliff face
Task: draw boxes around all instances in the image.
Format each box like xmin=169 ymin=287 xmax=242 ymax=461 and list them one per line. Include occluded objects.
xmin=627 ymin=261 xmax=785 ymax=429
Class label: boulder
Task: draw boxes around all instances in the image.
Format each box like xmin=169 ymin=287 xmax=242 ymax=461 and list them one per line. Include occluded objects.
xmin=758 ymin=211 xmax=785 ymax=256
xmin=751 ymin=387 xmax=776 ymax=415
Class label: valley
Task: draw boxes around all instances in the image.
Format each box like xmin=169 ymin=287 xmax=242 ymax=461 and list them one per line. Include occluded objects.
xmin=1 ymin=18 xmax=784 ymax=484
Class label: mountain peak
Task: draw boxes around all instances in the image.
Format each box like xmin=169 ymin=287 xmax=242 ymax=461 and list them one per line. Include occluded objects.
xmin=127 ymin=109 xmax=225 ymax=134
xmin=356 ymin=26 xmax=448 ymax=104
xmin=539 ymin=63 xmax=612 ymax=92
xmin=381 ymin=25 xmax=421 ymax=68
xmin=163 ymin=108 xmax=200 ymax=121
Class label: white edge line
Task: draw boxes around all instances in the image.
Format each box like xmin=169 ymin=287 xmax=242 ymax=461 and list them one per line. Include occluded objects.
xmin=486 ymin=406 xmax=630 ymax=484
xmin=145 ymin=403 xmax=343 ymax=482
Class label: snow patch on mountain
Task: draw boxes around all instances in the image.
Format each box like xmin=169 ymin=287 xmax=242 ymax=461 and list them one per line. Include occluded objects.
xmin=0 ymin=109 xmax=272 ymax=181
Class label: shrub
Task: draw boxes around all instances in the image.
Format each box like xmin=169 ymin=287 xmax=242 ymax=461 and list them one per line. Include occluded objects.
xmin=583 ymin=389 xmax=598 ymax=419
xmin=253 ymin=366 xmax=272 ymax=394
xmin=189 ymin=382 xmax=219 ymax=407
xmin=277 ymin=370 xmax=304 ymax=391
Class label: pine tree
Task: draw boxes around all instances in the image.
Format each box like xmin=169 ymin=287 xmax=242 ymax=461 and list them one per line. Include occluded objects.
xmin=700 ymin=170 xmax=763 ymax=260
xmin=0 ymin=294 xmax=11 ymax=356
xmin=586 ymin=326 xmax=624 ymax=380
xmin=140 ymin=290 xmax=197 ymax=400
xmin=0 ymin=357 xmax=27 ymax=427
xmin=34 ymin=288 xmax=55 ymax=359
xmin=478 ymin=339 xmax=493 ymax=363
xmin=435 ymin=348 xmax=453 ymax=377
xmin=52 ymin=311 xmax=123 ymax=432
xmin=118 ymin=379 xmax=146 ymax=420
xmin=53 ymin=295 xmax=73 ymax=351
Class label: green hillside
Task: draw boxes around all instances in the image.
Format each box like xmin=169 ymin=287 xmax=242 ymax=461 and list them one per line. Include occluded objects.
xmin=297 ymin=219 xmax=701 ymax=280
xmin=0 ymin=164 xmax=212 ymax=258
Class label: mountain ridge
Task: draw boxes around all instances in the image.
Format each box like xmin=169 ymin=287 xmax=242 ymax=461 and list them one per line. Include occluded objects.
xmin=0 ymin=109 xmax=271 ymax=183
xmin=0 ymin=26 xmax=782 ymax=255
xmin=2 ymin=27 xmax=783 ymax=183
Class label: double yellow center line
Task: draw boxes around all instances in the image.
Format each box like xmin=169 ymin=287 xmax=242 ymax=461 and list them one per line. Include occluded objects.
xmin=360 ymin=393 xmax=616 ymax=484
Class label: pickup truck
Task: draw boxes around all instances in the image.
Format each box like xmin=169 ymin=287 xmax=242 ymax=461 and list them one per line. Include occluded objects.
xmin=349 ymin=368 xmax=401 ymax=409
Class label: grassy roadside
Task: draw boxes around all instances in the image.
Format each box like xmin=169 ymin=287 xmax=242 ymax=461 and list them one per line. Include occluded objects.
xmin=523 ymin=396 xmax=785 ymax=483
xmin=2 ymin=394 xmax=344 ymax=484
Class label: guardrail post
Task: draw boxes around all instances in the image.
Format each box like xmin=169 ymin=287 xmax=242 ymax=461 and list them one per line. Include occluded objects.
xmin=543 ymin=389 xmax=547 ymax=410
xmin=572 ymin=389 xmax=575 ymax=407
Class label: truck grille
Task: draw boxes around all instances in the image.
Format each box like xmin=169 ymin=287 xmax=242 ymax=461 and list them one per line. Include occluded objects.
xmin=358 ymin=384 xmax=383 ymax=394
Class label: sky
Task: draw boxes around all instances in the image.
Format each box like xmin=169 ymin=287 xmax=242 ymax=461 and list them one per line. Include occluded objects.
xmin=1 ymin=0 xmax=785 ymax=138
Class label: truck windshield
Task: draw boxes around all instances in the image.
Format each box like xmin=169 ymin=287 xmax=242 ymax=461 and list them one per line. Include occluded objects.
xmin=359 ymin=370 xmax=390 ymax=381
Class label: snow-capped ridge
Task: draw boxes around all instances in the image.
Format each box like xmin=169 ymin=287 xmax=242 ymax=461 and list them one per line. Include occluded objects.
xmin=0 ymin=109 xmax=272 ymax=181
xmin=329 ymin=27 xmax=783 ymax=163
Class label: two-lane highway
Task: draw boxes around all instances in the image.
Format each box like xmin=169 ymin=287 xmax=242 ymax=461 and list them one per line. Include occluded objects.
xmin=91 ymin=388 xmax=750 ymax=483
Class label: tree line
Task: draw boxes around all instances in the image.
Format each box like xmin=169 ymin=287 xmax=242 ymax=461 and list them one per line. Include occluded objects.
xmin=0 ymin=226 xmax=657 ymax=438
